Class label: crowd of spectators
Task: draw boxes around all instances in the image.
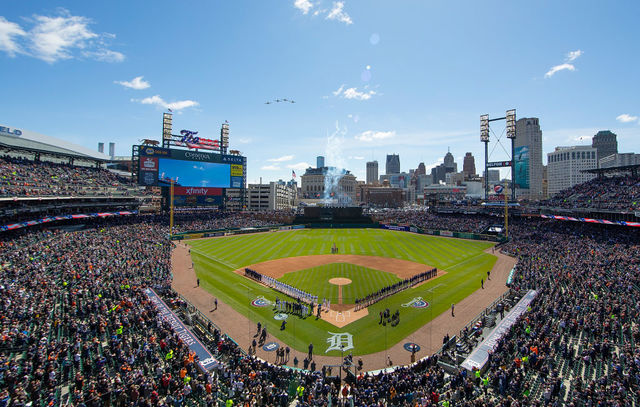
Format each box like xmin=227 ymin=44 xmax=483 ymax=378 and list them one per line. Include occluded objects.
xmin=0 ymin=156 xmax=144 ymax=197
xmin=1 ymin=207 xmax=639 ymax=405
xmin=170 ymin=211 xmax=285 ymax=234
xmin=541 ymin=175 xmax=640 ymax=212
xmin=373 ymin=209 xmax=493 ymax=234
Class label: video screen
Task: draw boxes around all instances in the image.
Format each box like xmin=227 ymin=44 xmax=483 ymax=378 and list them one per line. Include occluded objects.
xmin=157 ymin=158 xmax=231 ymax=188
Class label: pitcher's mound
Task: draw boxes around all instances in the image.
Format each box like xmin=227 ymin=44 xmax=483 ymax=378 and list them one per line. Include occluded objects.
xmin=328 ymin=277 xmax=352 ymax=286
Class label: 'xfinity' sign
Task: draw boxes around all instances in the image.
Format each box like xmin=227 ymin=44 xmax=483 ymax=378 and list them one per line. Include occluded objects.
xmin=0 ymin=126 xmax=22 ymax=136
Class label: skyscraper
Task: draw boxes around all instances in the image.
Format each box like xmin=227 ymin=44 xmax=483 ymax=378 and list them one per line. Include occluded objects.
xmin=431 ymin=151 xmax=457 ymax=184
xmin=462 ymin=152 xmax=476 ymax=178
xmin=366 ymin=161 xmax=378 ymax=184
xmin=515 ymin=118 xmax=543 ymax=198
xmin=386 ymin=154 xmax=400 ymax=175
xmin=317 ymin=156 xmax=325 ymax=168
xmin=547 ymin=146 xmax=597 ymax=196
xmin=592 ymin=131 xmax=618 ymax=161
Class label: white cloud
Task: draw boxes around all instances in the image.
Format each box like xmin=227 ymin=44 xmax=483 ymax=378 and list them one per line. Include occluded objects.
xmin=115 ymin=76 xmax=150 ymax=90
xmin=286 ymin=162 xmax=312 ymax=171
xmin=261 ymin=165 xmax=281 ymax=171
xmin=545 ymin=49 xmax=583 ymax=78
xmin=355 ymin=130 xmax=396 ymax=142
xmin=342 ymin=87 xmax=376 ymax=100
xmin=294 ymin=0 xmax=314 ymax=14
xmin=332 ymin=84 xmax=345 ymax=96
xmin=0 ymin=10 xmax=124 ymax=63
xmin=267 ymin=155 xmax=294 ymax=162
xmin=133 ymin=95 xmax=199 ymax=111
xmin=544 ymin=63 xmax=575 ymax=78
xmin=0 ymin=17 xmax=26 ymax=56
xmin=349 ymin=156 xmax=365 ymax=160
xmin=326 ymin=2 xmax=353 ymax=25
xmin=85 ymin=48 xmax=124 ymax=62
xmin=566 ymin=50 xmax=583 ymax=62
xmin=616 ymin=114 xmax=638 ymax=123
xmin=237 ymin=137 xmax=252 ymax=144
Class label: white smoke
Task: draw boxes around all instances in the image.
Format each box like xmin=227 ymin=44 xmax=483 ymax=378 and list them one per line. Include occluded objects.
xmin=323 ymin=122 xmax=352 ymax=205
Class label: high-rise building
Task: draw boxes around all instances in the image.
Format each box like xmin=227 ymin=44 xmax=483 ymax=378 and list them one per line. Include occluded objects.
xmin=98 ymin=142 xmax=104 ymax=153
xmin=108 ymin=142 xmax=115 ymax=159
xmin=547 ymin=146 xmax=598 ymax=196
xmin=462 ymin=152 xmax=476 ymax=178
xmin=386 ymin=154 xmax=400 ymax=175
xmin=431 ymin=151 xmax=457 ymax=184
xmin=592 ymin=130 xmax=618 ymax=161
xmin=483 ymin=169 xmax=500 ymax=183
xmin=415 ymin=162 xmax=426 ymax=176
xmin=514 ymin=118 xmax=543 ymax=198
xmin=366 ymin=161 xmax=378 ymax=184
xmin=317 ymin=156 xmax=325 ymax=168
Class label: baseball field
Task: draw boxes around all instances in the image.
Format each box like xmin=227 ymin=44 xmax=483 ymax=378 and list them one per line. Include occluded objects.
xmin=187 ymin=228 xmax=497 ymax=356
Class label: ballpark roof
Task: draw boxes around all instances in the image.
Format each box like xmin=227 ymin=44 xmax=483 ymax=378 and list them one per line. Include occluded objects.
xmin=0 ymin=124 xmax=110 ymax=161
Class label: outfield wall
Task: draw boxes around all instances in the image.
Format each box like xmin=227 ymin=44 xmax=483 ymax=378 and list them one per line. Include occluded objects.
xmin=171 ymin=221 xmax=504 ymax=242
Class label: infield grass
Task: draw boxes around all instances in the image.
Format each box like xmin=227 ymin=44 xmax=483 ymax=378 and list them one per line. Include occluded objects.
xmin=188 ymin=228 xmax=497 ymax=356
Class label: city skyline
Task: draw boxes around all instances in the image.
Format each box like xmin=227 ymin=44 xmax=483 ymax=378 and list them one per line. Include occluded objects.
xmin=1 ymin=2 xmax=639 ymax=184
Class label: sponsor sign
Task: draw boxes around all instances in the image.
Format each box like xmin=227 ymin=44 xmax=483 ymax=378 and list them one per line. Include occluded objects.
xmin=493 ymin=185 xmax=504 ymax=194
xmin=140 ymin=157 xmax=158 ymax=171
xmin=144 ymin=288 xmax=218 ymax=371
xmin=440 ymin=230 xmax=454 ymax=237
xmin=461 ymin=290 xmax=537 ymax=371
xmin=0 ymin=126 xmax=22 ymax=136
xmin=174 ymin=187 xmax=222 ymax=196
xmin=380 ymin=224 xmax=410 ymax=232
xmin=230 ymin=164 xmax=243 ymax=177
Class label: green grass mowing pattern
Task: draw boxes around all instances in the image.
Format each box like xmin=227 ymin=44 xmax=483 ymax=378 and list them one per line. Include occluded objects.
xmin=278 ymin=263 xmax=401 ymax=305
xmin=188 ymin=229 xmax=497 ymax=356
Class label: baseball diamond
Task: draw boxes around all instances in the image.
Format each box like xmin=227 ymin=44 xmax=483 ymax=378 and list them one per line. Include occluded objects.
xmin=178 ymin=228 xmax=505 ymax=359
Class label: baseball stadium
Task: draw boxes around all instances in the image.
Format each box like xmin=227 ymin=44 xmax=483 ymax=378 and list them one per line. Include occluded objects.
xmin=2 ymin=3 xmax=640 ymax=404
xmin=1 ymin=121 xmax=639 ymax=406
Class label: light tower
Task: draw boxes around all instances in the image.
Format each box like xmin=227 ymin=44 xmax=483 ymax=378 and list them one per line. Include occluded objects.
xmin=480 ymin=109 xmax=517 ymax=201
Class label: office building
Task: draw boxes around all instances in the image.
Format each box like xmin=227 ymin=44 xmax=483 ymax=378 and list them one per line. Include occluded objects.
xmin=317 ymin=156 xmax=325 ymax=168
xmin=431 ymin=151 xmax=457 ymax=184
xmin=592 ymin=131 xmax=618 ymax=161
xmin=108 ymin=142 xmax=115 ymax=159
xmin=248 ymin=182 xmax=297 ymax=211
xmin=366 ymin=160 xmax=378 ymax=184
xmin=386 ymin=154 xmax=400 ymax=175
xmin=462 ymin=152 xmax=476 ymax=179
xmin=547 ymin=146 xmax=598 ymax=196
xmin=515 ymin=118 xmax=543 ymax=198
xmin=98 ymin=142 xmax=104 ymax=153
xmin=483 ymin=169 xmax=501 ymax=184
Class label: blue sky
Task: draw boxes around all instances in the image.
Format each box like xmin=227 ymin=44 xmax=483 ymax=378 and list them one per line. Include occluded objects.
xmin=1 ymin=1 xmax=639 ymax=183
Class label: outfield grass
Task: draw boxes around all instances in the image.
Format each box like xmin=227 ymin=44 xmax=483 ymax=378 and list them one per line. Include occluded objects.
xmin=279 ymin=262 xmax=401 ymax=305
xmin=188 ymin=228 xmax=496 ymax=356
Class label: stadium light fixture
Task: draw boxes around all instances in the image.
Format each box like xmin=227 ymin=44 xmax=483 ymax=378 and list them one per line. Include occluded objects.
xmin=480 ymin=114 xmax=489 ymax=142
xmin=506 ymin=109 xmax=516 ymax=139
xmin=163 ymin=113 xmax=173 ymax=141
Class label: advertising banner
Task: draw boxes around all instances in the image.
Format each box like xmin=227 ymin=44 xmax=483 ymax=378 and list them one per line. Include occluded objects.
xmin=461 ymin=290 xmax=537 ymax=371
xmin=380 ymin=224 xmax=410 ymax=232
xmin=144 ymin=288 xmax=218 ymax=371
xmin=514 ymin=146 xmax=530 ymax=189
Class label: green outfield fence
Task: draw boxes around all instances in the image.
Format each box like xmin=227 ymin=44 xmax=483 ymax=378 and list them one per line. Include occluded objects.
xmin=170 ymin=221 xmax=505 ymax=242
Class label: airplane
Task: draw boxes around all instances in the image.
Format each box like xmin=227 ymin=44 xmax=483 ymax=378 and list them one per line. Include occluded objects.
xmin=290 ymin=100 xmax=295 ymax=103
xmin=265 ymin=101 xmax=271 ymax=104
xmin=275 ymin=99 xmax=281 ymax=103
xmin=283 ymin=98 xmax=289 ymax=102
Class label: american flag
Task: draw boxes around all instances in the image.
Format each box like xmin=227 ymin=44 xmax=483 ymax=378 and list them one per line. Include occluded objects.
xmin=292 ymin=170 xmax=296 ymax=178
